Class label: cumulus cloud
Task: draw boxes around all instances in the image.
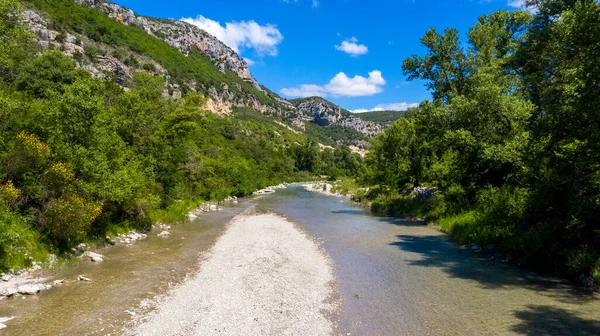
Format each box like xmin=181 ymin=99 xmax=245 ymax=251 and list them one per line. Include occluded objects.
xmin=180 ymin=16 xmax=283 ymax=56
xmin=280 ymin=70 xmax=386 ymax=98
xmin=335 ymin=37 xmax=368 ymax=56
xmin=350 ymin=102 xmax=419 ymax=113
xmin=507 ymin=0 xmax=537 ymax=12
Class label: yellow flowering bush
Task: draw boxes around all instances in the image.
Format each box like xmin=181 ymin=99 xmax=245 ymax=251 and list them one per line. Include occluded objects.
xmin=42 ymin=194 xmax=103 ymax=244
xmin=0 ymin=180 xmax=20 ymax=204
xmin=3 ymin=132 xmax=51 ymax=178
xmin=16 ymin=132 xmax=51 ymax=158
xmin=45 ymin=162 xmax=75 ymax=192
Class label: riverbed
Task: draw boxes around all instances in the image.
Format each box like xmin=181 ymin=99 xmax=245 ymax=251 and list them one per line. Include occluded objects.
xmin=0 ymin=186 xmax=598 ymax=335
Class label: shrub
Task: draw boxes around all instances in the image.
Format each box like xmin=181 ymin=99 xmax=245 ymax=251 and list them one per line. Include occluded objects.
xmin=41 ymin=194 xmax=103 ymax=246
xmin=142 ymin=62 xmax=155 ymax=72
xmin=2 ymin=132 xmax=51 ymax=179
xmin=0 ymin=180 xmax=20 ymax=205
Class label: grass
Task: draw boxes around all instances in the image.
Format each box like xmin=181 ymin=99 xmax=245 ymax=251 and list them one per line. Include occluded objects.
xmin=433 ymin=211 xmax=477 ymax=244
xmin=148 ymin=198 xmax=204 ymax=224
xmin=330 ymin=178 xmax=360 ymax=196
xmin=0 ymin=205 xmax=49 ymax=270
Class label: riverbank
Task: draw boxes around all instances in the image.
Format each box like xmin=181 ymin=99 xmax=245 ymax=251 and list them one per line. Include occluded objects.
xmin=0 ymin=183 xmax=293 ymax=301
xmin=322 ymin=179 xmax=600 ymax=289
xmin=128 ymin=211 xmax=338 ymax=336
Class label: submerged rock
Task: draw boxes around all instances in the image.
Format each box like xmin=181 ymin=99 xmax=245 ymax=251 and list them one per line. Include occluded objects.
xmin=157 ymin=231 xmax=171 ymax=237
xmin=84 ymin=251 xmax=104 ymax=260
xmin=78 ymin=275 xmax=92 ymax=282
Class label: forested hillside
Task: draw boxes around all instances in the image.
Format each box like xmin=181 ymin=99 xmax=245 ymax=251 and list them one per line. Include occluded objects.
xmin=360 ymin=0 xmax=600 ymax=285
xmin=352 ymin=110 xmax=409 ymax=125
xmin=0 ymin=0 xmax=364 ymax=270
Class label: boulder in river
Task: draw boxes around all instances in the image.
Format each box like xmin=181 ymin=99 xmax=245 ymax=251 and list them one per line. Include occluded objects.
xmin=0 ymin=323 xmax=6 ymax=330
xmin=16 ymin=284 xmax=42 ymax=295
xmin=83 ymin=251 xmax=104 ymax=260
xmin=78 ymin=275 xmax=92 ymax=282
xmin=1 ymin=274 xmax=11 ymax=282
xmin=1 ymin=288 xmax=17 ymax=297
xmin=157 ymin=231 xmax=171 ymax=237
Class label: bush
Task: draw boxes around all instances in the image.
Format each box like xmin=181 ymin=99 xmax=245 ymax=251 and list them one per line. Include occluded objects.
xmin=2 ymin=132 xmax=51 ymax=179
xmin=142 ymin=62 xmax=155 ymax=71
xmin=0 ymin=205 xmax=48 ymax=269
xmin=40 ymin=194 xmax=103 ymax=246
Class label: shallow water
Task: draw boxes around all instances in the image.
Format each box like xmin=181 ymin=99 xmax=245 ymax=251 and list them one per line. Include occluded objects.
xmin=1 ymin=186 xmax=599 ymax=335
xmin=257 ymin=186 xmax=600 ymax=336
xmin=0 ymin=202 xmax=250 ymax=335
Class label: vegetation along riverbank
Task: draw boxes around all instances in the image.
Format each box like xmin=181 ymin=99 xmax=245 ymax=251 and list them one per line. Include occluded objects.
xmin=0 ymin=0 xmax=599 ymax=293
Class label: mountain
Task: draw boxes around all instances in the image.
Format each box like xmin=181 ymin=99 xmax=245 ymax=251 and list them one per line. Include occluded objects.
xmin=23 ymin=0 xmax=389 ymax=147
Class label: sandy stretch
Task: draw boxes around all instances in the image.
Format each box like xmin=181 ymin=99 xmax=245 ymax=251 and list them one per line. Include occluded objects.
xmin=129 ymin=212 xmax=337 ymax=336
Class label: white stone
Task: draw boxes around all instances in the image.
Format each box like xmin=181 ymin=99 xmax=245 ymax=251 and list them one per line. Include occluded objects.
xmin=16 ymin=284 xmax=41 ymax=295
xmin=157 ymin=231 xmax=171 ymax=237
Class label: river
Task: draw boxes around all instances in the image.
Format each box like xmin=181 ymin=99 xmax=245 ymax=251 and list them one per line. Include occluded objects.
xmin=0 ymin=186 xmax=598 ymax=335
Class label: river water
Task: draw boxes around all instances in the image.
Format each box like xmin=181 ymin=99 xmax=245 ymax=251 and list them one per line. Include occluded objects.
xmin=0 ymin=186 xmax=599 ymax=335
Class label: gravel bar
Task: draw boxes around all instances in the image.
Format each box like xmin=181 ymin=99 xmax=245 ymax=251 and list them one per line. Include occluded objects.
xmin=129 ymin=212 xmax=337 ymax=336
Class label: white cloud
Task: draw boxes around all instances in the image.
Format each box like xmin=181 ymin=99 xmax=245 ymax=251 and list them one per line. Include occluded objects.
xmin=243 ymin=58 xmax=255 ymax=66
xmin=181 ymin=16 xmax=283 ymax=56
xmin=508 ymin=0 xmax=525 ymax=7
xmin=280 ymin=70 xmax=386 ymax=98
xmin=350 ymin=102 xmax=419 ymax=113
xmin=335 ymin=37 xmax=368 ymax=56
xmin=312 ymin=0 xmax=319 ymax=8
xmin=507 ymin=0 xmax=537 ymax=12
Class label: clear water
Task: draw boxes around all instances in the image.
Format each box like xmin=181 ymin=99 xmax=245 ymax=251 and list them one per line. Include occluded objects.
xmin=0 ymin=186 xmax=598 ymax=335
xmin=256 ymin=186 xmax=600 ymax=336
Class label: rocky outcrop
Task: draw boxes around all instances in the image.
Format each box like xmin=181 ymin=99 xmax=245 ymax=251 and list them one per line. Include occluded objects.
xmin=289 ymin=97 xmax=385 ymax=137
xmin=79 ymin=1 xmax=261 ymax=92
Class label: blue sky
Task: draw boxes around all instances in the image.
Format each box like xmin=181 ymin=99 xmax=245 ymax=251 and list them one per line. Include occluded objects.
xmin=113 ymin=0 xmax=528 ymax=112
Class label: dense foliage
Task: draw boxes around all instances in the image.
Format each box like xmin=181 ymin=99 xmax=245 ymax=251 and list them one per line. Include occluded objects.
xmin=0 ymin=0 xmax=364 ymax=269
xmin=28 ymin=0 xmax=278 ymax=106
xmin=352 ymin=110 xmax=410 ymax=125
xmin=304 ymin=122 xmax=367 ymax=147
xmin=363 ymin=1 xmax=600 ymax=285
